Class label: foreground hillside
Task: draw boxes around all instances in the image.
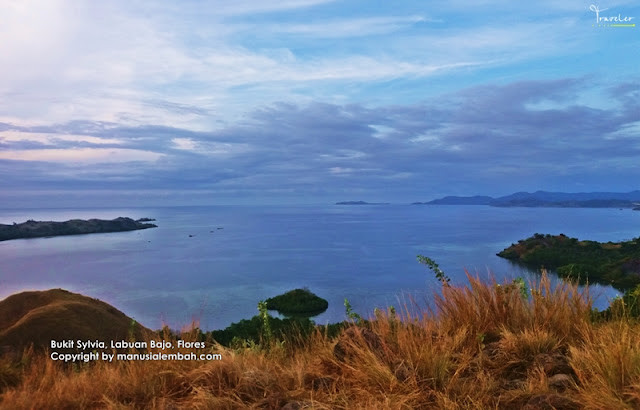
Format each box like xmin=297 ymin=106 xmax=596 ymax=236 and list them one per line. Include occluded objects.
xmin=2 ymin=274 xmax=640 ymax=409
xmin=0 ymin=289 xmax=152 ymax=353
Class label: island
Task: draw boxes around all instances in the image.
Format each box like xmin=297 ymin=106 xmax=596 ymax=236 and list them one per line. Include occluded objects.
xmin=497 ymin=233 xmax=640 ymax=290
xmin=414 ymin=190 xmax=640 ymax=208
xmin=412 ymin=195 xmax=493 ymax=205
xmin=209 ymin=288 xmax=331 ymax=346
xmin=335 ymin=201 xmax=390 ymax=205
xmin=0 ymin=217 xmax=157 ymax=242
xmin=265 ymin=288 xmax=329 ymax=315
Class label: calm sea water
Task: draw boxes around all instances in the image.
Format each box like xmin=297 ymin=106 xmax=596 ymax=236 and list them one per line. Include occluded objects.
xmin=1 ymin=205 xmax=638 ymax=331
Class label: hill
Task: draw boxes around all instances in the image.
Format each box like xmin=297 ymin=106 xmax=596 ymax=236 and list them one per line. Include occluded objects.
xmin=0 ymin=289 xmax=152 ymax=353
xmin=418 ymin=190 xmax=640 ymax=208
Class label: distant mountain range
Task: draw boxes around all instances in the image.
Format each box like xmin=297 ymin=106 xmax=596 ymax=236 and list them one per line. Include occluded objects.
xmin=413 ymin=190 xmax=640 ymax=208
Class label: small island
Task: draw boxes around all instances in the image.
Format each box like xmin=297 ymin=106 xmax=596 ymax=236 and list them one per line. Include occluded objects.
xmin=265 ymin=288 xmax=329 ymax=315
xmin=497 ymin=233 xmax=640 ymax=290
xmin=335 ymin=201 xmax=390 ymax=205
xmin=0 ymin=217 xmax=157 ymax=242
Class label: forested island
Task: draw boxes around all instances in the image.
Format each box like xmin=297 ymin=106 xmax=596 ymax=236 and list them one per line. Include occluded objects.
xmin=265 ymin=288 xmax=329 ymax=315
xmin=0 ymin=217 xmax=157 ymax=242
xmin=497 ymin=233 xmax=640 ymax=290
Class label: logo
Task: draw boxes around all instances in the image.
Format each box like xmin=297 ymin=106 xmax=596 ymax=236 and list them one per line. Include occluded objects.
xmin=590 ymin=5 xmax=636 ymax=27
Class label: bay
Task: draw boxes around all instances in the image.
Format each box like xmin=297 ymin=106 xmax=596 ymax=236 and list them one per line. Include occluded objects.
xmin=0 ymin=205 xmax=638 ymax=331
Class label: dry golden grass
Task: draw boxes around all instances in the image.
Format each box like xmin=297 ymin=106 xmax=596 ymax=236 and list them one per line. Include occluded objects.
xmin=0 ymin=289 xmax=152 ymax=351
xmin=2 ymin=272 xmax=640 ymax=409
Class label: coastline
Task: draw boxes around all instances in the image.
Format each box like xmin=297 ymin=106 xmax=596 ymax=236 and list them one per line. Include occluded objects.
xmin=0 ymin=217 xmax=157 ymax=242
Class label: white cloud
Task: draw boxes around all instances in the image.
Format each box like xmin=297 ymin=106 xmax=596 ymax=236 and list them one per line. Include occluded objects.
xmin=177 ymin=0 xmax=337 ymax=16
xmin=0 ymin=131 xmax=123 ymax=146
xmin=171 ymin=137 xmax=252 ymax=157
xmin=329 ymin=167 xmax=353 ymax=174
xmin=264 ymin=15 xmax=432 ymax=38
xmin=0 ymin=1 xmax=511 ymax=130
xmin=0 ymin=0 xmax=626 ymax=135
xmin=172 ymin=138 xmax=198 ymax=151
xmin=0 ymin=148 xmax=163 ymax=163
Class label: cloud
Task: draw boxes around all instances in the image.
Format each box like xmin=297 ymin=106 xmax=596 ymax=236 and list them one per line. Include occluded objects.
xmin=0 ymin=131 xmax=124 ymax=147
xmin=1 ymin=0 xmax=605 ymax=131
xmin=262 ymin=15 xmax=433 ymax=38
xmin=183 ymin=0 xmax=338 ymax=15
xmin=0 ymin=145 xmax=164 ymax=164
xmin=1 ymin=77 xmax=639 ymax=205
xmin=1 ymin=1 xmax=638 ymax=205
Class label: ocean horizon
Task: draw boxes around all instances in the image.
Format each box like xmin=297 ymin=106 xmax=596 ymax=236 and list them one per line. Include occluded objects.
xmin=1 ymin=204 xmax=637 ymax=331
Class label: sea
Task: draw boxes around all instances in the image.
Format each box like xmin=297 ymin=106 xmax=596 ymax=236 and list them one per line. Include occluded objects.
xmin=1 ymin=205 xmax=638 ymax=331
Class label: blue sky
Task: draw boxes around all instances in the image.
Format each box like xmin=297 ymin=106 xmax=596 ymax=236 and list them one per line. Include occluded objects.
xmin=1 ymin=0 xmax=639 ymax=206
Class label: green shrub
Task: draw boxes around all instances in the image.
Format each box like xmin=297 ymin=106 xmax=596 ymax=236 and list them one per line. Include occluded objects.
xmin=417 ymin=254 xmax=451 ymax=284
xmin=209 ymin=315 xmax=315 ymax=347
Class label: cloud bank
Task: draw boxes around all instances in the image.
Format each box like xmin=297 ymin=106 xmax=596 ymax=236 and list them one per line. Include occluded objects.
xmin=1 ymin=1 xmax=638 ymax=205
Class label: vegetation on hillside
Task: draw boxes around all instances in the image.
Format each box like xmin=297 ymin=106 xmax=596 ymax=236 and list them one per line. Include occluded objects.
xmin=209 ymin=314 xmax=314 ymax=347
xmin=497 ymin=233 xmax=640 ymax=290
xmin=5 ymin=271 xmax=640 ymax=408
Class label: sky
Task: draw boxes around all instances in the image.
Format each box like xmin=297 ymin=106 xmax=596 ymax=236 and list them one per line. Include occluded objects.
xmin=1 ymin=0 xmax=639 ymax=207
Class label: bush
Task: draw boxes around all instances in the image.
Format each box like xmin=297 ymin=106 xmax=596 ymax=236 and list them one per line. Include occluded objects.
xmin=209 ymin=315 xmax=315 ymax=347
